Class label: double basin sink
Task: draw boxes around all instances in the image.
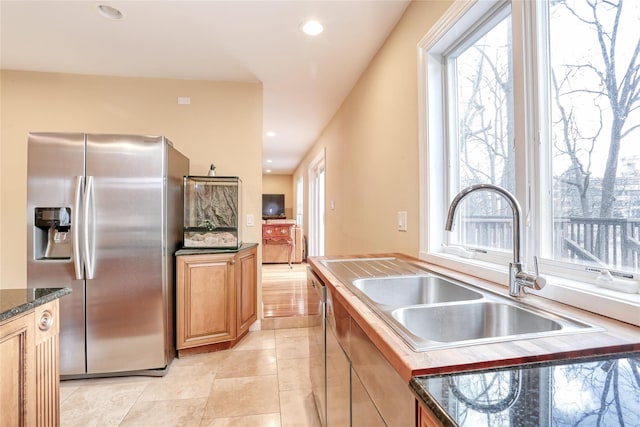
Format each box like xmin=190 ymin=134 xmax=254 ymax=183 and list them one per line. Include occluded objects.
xmin=322 ymin=259 xmax=594 ymax=351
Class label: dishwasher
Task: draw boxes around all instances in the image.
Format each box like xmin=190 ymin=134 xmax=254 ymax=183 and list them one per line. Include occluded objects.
xmin=308 ymin=269 xmax=327 ymax=426
xmin=308 ymin=268 xmax=351 ymax=426
xmin=325 ymin=276 xmax=351 ymax=426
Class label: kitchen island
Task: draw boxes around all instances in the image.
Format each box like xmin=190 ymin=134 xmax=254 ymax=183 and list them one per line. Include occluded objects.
xmin=0 ymin=287 xmax=71 ymax=426
xmin=308 ymin=254 xmax=640 ymax=427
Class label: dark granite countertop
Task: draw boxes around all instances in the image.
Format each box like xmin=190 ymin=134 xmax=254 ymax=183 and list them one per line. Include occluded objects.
xmin=175 ymin=242 xmax=258 ymax=256
xmin=410 ymin=351 xmax=640 ymax=426
xmin=0 ymin=287 xmax=72 ymax=323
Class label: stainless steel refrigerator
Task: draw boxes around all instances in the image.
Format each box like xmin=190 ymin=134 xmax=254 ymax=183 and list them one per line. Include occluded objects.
xmin=26 ymin=132 xmax=189 ymax=378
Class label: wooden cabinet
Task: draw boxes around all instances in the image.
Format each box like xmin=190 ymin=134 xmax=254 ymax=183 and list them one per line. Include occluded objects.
xmin=176 ymin=245 xmax=257 ymax=355
xmin=236 ymin=247 xmax=257 ymax=337
xmin=0 ymin=299 xmax=60 ymax=427
xmin=417 ymin=401 xmax=444 ymax=427
xmin=176 ymin=252 xmax=236 ymax=349
xmin=0 ymin=311 xmax=35 ymax=427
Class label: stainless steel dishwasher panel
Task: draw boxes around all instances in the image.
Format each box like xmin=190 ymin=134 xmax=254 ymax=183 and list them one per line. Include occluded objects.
xmin=351 ymin=320 xmax=415 ymax=426
xmin=308 ymin=269 xmax=327 ymax=426
xmin=326 ymin=282 xmax=351 ymax=426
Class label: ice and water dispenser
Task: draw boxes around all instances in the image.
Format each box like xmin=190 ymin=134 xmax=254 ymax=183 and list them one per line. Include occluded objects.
xmin=33 ymin=207 xmax=73 ymax=259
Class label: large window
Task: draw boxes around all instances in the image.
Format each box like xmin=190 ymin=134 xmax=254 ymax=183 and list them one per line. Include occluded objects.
xmin=544 ymin=0 xmax=640 ymax=275
xmin=420 ymin=0 xmax=640 ymax=325
xmin=445 ymin=4 xmax=515 ymax=254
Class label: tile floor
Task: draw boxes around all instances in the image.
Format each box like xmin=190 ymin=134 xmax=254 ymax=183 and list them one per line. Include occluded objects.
xmin=60 ymin=263 xmax=321 ymax=427
xmin=60 ymin=328 xmax=321 ymax=426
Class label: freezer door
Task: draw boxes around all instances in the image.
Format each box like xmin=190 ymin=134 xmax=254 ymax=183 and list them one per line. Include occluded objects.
xmin=27 ymin=132 xmax=87 ymax=376
xmin=85 ymin=134 xmax=167 ymax=374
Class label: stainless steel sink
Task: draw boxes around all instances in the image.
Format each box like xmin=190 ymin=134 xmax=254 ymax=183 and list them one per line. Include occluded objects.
xmin=352 ymin=276 xmax=483 ymax=308
xmin=319 ymin=258 xmax=597 ymax=351
xmin=393 ymin=302 xmax=560 ymax=341
xmin=388 ymin=301 xmax=593 ymax=350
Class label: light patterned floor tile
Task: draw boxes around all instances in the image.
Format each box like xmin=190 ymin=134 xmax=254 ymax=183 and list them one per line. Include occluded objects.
xmin=200 ymin=413 xmax=281 ymax=427
xmin=137 ymin=364 xmax=216 ymax=401
xmin=60 ymin=381 xmax=149 ymax=427
xmin=275 ymin=327 xmax=312 ymax=339
xmin=231 ymin=330 xmax=276 ymax=351
xmin=275 ymin=334 xmax=310 ymax=360
xmin=119 ymin=398 xmax=208 ymax=426
xmin=215 ymin=348 xmax=278 ymax=378
xmin=277 ymin=357 xmax=312 ymax=391
xmin=58 ymin=263 xmax=323 ymax=426
xmin=279 ymin=389 xmax=322 ymax=427
xmin=204 ymin=375 xmax=280 ymax=418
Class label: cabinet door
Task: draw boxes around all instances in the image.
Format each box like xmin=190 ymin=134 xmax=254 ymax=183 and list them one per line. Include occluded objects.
xmin=0 ymin=313 xmax=36 ymax=427
xmin=351 ymin=321 xmax=415 ymax=426
xmin=177 ymin=253 xmax=236 ymax=349
xmin=351 ymin=367 xmax=386 ymax=427
xmin=34 ymin=300 xmax=60 ymax=427
xmin=236 ymin=246 xmax=257 ymax=336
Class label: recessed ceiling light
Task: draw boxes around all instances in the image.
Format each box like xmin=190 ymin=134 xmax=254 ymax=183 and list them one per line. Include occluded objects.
xmin=266 ymin=159 xmax=273 ymax=163
xmin=265 ymin=169 xmax=272 ymax=173
xmin=301 ymin=20 xmax=324 ymax=36
xmin=266 ymin=131 xmax=276 ymax=137
xmin=97 ymin=4 xmax=124 ymax=20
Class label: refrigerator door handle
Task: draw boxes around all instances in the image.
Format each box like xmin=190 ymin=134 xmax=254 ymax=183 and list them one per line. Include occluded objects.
xmin=83 ymin=176 xmax=95 ymax=280
xmin=73 ymin=176 xmax=85 ymax=280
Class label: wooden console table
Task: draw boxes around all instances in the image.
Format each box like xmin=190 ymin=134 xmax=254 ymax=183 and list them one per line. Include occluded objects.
xmin=262 ymin=223 xmax=295 ymax=267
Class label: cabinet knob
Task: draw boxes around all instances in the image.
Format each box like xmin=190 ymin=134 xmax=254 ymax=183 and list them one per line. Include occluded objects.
xmin=230 ymin=259 xmax=236 ymax=265
xmin=38 ymin=310 xmax=54 ymax=331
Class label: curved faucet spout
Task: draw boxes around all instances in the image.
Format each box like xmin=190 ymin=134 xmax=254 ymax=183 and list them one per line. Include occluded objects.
xmin=445 ymin=184 xmax=544 ymax=297
xmin=445 ymin=183 xmax=522 ymax=264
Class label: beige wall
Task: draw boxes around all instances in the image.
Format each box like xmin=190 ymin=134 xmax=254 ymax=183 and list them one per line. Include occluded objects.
xmin=0 ymin=70 xmax=263 ymax=290
xmin=293 ymin=0 xmax=453 ymax=257
xmin=262 ymin=174 xmax=293 ymax=219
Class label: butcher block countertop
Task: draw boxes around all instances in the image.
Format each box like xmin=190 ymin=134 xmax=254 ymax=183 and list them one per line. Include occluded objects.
xmin=307 ymin=254 xmax=640 ymax=383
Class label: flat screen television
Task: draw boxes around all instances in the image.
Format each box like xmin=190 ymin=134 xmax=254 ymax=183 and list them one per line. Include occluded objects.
xmin=262 ymin=194 xmax=285 ymax=218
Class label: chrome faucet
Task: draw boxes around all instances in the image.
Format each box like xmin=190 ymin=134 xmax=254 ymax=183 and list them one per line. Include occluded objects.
xmin=444 ymin=183 xmax=546 ymax=297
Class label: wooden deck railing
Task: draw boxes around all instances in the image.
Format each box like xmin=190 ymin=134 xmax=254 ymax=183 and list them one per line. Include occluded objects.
xmin=459 ymin=216 xmax=640 ymax=270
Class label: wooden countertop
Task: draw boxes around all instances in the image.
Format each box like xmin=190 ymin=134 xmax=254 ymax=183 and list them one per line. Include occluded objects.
xmin=308 ymin=253 xmax=640 ymax=382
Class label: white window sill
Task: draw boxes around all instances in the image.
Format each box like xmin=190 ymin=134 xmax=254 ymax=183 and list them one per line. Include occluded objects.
xmin=419 ymin=251 xmax=640 ymax=327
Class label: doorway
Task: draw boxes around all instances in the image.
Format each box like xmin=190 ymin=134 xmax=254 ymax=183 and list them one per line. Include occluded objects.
xmin=308 ymin=151 xmax=325 ymax=257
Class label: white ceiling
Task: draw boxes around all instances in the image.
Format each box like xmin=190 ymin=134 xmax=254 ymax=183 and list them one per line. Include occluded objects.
xmin=0 ymin=0 xmax=410 ymax=174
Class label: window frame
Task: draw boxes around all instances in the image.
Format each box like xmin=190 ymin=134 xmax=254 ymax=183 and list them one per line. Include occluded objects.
xmin=418 ymin=0 xmax=640 ymax=326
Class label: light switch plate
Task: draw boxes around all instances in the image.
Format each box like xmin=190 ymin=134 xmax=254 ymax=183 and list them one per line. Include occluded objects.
xmin=246 ymin=214 xmax=254 ymax=226
xmin=397 ymin=211 xmax=407 ymax=232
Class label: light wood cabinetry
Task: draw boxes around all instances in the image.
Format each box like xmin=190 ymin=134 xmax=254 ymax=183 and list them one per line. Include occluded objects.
xmin=417 ymin=401 xmax=444 ymax=427
xmin=0 ymin=299 xmax=60 ymax=427
xmin=0 ymin=312 xmax=35 ymax=427
xmin=176 ymin=245 xmax=257 ymax=356
xmin=34 ymin=301 xmax=60 ymax=427
xmin=236 ymin=247 xmax=257 ymax=337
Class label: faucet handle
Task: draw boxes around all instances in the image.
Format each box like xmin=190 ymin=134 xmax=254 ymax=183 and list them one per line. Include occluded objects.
xmin=514 ymin=256 xmax=546 ymax=293
xmin=532 ymin=256 xmax=546 ymax=289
